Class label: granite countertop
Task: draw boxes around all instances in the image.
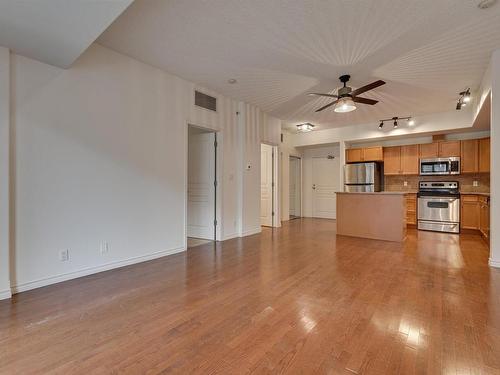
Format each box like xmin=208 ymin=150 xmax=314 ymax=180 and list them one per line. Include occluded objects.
xmin=336 ymin=191 xmax=407 ymax=195
xmin=459 ymin=191 xmax=490 ymax=196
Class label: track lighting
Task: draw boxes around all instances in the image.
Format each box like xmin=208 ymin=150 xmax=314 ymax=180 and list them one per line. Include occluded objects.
xmin=378 ymin=116 xmax=414 ymax=129
xmin=456 ymin=89 xmax=471 ymax=110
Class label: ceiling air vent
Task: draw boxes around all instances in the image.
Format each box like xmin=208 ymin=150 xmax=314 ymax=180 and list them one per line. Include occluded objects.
xmin=195 ymin=90 xmax=217 ymax=112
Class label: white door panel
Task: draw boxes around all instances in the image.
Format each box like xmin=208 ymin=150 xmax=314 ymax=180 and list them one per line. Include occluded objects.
xmin=312 ymin=157 xmax=340 ymax=219
xmin=261 ymin=144 xmax=273 ymax=226
xmin=188 ymin=130 xmax=215 ymax=239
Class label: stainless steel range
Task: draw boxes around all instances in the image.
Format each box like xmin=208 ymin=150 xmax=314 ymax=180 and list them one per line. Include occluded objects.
xmin=417 ymin=181 xmax=460 ymax=233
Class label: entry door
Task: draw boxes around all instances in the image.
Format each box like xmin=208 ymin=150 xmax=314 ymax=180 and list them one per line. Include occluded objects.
xmin=261 ymin=144 xmax=274 ymax=226
xmin=312 ymin=156 xmax=340 ymax=219
xmin=187 ymin=130 xmax=215 ymax=239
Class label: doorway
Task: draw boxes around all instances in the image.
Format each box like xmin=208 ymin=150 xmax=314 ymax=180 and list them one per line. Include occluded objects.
xmin=289 ymin=156 xmax=301 ymax=219
xmin=187 ymin=125 xmax=217 ymax=245
xmin=260 ymin=143 xmax=278 ymax=227
xmin=312 ymin=155 xmax=340 ymax=219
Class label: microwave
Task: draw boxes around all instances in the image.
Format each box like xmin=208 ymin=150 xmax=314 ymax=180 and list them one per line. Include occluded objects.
xmin=419 ymin=157 xmax=460 ymax=175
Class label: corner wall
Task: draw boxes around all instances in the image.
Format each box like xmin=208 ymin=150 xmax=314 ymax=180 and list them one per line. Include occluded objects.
xmin=0 ymin=47 xmax=10 ymax=299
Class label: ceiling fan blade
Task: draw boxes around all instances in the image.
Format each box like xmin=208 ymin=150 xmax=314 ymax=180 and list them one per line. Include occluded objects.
xmin=308 ymin=93 xmax=338 ymax=98
xmin=315 ymin=100 xmax=338 ymax=112
xmin=350 ymin=80 xmax=386 ymax=97
xmin=352 ymin=96 xmax=378 ymax=105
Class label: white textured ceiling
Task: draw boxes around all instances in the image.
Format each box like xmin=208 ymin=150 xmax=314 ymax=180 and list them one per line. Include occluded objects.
xmin=98 ymin=0 xmax=500 ymax=130
xmin=0 ymin=0 xmax=133 ymax=68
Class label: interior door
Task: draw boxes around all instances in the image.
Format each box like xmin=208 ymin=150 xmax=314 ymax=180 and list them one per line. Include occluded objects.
xmin=312 ymin=156 xmax=340 ymax=219
xmin=187 ymin=129 xmax=215 ymax=239
xmin=261 ymin=144 xmax=274 ymax=226
xmin=289 ymin=157 xmax=301 ymax=217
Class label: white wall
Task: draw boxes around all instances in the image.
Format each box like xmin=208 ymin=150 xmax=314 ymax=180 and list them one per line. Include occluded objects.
xmin=301 ymin=144 xmax=340 ymax=218
xmin=0 ymin=47 xmax=10 ymax=299
xmin=5 ymin=43 xmax=277 ymax=295
xmin=490 ymin=49 xmax=500 ymax=268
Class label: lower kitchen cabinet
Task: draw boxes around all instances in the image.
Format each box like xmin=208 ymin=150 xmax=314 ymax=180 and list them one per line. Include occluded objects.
xmin=405 ymin=193 xmax=417 ymax=225
xmin=461 ymin=195 xmax=480 ymax=230
xmin=479 ymin=196 xmax=490 ymax=241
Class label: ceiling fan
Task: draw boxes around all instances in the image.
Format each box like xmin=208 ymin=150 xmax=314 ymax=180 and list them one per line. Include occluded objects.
xmin=309 ymin=75 xmax=386 ymax=113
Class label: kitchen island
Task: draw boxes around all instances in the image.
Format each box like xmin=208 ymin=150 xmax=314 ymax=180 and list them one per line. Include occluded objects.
xmin=336 ymin=192 xmax=407 ymax=242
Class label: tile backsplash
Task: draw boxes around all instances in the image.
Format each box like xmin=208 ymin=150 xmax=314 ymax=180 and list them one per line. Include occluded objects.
xmin=384 ymin=173 xmax=490 ymax=193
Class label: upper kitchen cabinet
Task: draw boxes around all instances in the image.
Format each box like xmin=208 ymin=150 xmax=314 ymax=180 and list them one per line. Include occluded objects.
xmin=346 ymin=146 xmax=383 ymax=163
xmin=461 ymin=139 xmax=479 ymax=173
xmin=438 ymin=141 xmax=461 ymax=157
xmin=383 ymin=145 xmax=419 ymax=175
xmin=419 ymin=143 xmax=439 ymax=158
xmin=383 ymin=146 xmax=401 ymax=175
xmin=479 ymin=138 xmax=490 ymax=173
xmin=400 ymin=145 xmax=419 ymax=174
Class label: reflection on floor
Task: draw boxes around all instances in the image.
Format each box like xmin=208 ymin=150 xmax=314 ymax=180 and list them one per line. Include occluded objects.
xmin=187 ymin=237 xmax=212 ymax=248
xmin=1 ymin=219 xmax=498 ymax=374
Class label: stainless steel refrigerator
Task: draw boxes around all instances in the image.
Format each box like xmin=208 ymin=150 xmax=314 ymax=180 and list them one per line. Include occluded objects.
xmin=344 ymin=162 xmax=382 ymax=192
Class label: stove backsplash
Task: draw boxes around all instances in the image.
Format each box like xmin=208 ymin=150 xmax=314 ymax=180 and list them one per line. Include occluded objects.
xmin=384 ymin=173 xmax=490 ymax=193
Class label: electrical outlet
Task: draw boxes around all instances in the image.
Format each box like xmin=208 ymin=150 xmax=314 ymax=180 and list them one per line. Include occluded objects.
xmin=100 ymin=241 xmax=110 ymax=255
xmin=59 ymin=249 xmax=69 ymax=262
xmin=403 ymin=181 xmax=408 ymax=187
xmin=473 ymin=180 xmax=479 ymax=187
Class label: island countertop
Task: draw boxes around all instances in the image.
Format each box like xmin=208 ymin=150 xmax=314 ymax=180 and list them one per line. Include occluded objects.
xmin=336 ymin=192 xmax=406 ymax=242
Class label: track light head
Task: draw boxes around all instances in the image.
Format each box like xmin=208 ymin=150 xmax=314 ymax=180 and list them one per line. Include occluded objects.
xmin=379 ymin=121 xmax=384 ymax=129
xmin=393 ymin=120 xmax=398 ymax=128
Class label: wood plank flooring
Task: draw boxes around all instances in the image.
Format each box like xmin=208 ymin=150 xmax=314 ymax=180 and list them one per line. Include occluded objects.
xmin=1 ymin=218 xmax=500 ymax=374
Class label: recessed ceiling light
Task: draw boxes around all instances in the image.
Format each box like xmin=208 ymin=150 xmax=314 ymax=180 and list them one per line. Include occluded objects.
xmin=478 ymin=0 xmax=497 ymax=9
xmin=228 ymin=78 xmax=237 ymax=84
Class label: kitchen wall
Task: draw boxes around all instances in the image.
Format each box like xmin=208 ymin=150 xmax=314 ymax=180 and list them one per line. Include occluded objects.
xmin=7 ymin=43 xmax=280 ymax=296
xmin=385 ymin=173 xmax=490 ymax=193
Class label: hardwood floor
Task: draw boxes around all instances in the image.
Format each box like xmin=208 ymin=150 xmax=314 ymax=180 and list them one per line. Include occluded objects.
xmin=1 ymin=218 xmax=499 ymax=374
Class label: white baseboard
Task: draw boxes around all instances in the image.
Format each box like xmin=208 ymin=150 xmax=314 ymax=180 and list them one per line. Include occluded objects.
xmin=221 ymin=232 xmax=239 ymax=241
xmin=489 ymin=258 xmax=500 ymax=268
xmin=241 ymin=227 xmax=262 ymax=237
xmin=0 ymin=289 xmax=12 ymax=300
xmin=11 ymin=246 xmax=186 ymax=294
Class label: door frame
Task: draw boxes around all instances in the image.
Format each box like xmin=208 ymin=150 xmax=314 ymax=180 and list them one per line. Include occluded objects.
xmin=289 ymin=155 xmax=302 ymax=219
xmin=261 ymin=142 xmax=280 ymax=228
xmin=185 ymin=123 xmax=222 ymax=248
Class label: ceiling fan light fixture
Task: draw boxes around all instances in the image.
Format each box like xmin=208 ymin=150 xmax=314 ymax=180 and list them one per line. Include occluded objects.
xmin=333 ymin=97 xmax=356 ymax=113
xmin=297 ymin=123 xmax=315 ymax=132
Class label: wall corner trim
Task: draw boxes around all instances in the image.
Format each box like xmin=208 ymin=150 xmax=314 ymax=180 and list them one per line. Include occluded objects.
xmin=11 ymin=246 xmax=186 ymax=295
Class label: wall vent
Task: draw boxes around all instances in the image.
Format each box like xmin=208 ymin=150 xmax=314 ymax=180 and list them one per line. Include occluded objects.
xmin=195 ymin=91 xmax=217 ymax=112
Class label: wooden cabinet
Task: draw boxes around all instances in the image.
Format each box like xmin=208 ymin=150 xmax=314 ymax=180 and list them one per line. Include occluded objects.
xmin=479 ymin=138 xmax=490 ymax=173
xmin=346 ymin=148 xmax=363 ymax=163
xmin=419 ymin=143 xmax=439 ymax=158
xmin=401 ymin=145 xmax=419 ymax=174
xmin=383 ymin=145 xmax=419 ymax=175
xmin=479 ymin=196 xmax=490 ymax=241
xmin=438 ymin=141 xmax=461 ymax=157
xmin=363 ymin=147 xmax=383 ymax=162
xmin=461 ymin=139 xmax=479 ymax=173
xmin=405 ymin=194 xmax=417 ymax=225
xmin=346 ymin=147 xmax=383 ymax=163
xmin=461 ymin=195 xmax=480 ymax=230
xmin=383 ymin=146 xmax=401 ymax=175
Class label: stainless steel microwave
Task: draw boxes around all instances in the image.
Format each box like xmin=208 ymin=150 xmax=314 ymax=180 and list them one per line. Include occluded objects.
xmin=419 ymin=157 xmax=460 ymax=175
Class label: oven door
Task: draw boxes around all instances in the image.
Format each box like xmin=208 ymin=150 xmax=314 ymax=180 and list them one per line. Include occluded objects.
xmin=418 ymin=196 xmax=460 ymax=222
